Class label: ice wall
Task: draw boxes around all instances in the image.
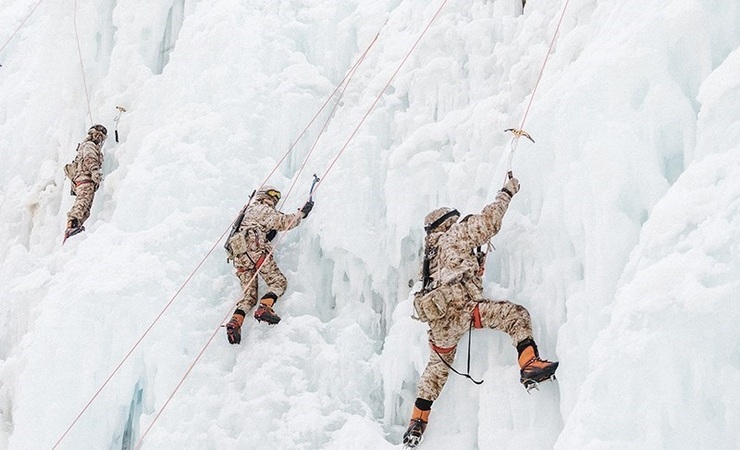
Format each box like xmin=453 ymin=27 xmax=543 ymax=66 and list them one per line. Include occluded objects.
xmin=0 ymin=0 xmax=739 ymax=449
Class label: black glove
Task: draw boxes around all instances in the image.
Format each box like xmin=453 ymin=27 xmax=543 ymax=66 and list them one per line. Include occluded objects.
xmin=300 ymin=200 xmax=314 ymax=218
xmin=266 ymin=229 xmax=277 ymax=241
xmin=501 ymin=177 xmax=520 ymax=198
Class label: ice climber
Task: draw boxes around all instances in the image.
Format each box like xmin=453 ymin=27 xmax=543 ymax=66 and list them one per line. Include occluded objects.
xmin=402 ymin=175 xmax=558 ymax=448
xmin=224 ymin=185 xmax=314 ymax=344
xmin=63 ymin=124 xmax=107 ymax=241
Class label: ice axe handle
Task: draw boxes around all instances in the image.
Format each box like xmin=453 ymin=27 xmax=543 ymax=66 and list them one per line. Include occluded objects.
xmin=309 ymin=174 xmax=320 ymax=201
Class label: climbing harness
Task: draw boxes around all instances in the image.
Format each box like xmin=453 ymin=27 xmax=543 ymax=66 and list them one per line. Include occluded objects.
xmin=113 ymin=106 xmax=127 ymax=142
xmin=431 ymin=315 xmax=484 ymax=385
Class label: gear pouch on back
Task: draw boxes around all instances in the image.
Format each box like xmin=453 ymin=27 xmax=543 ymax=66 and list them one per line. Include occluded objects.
xmin=228 ymin=233 xmax=248 ymax=256
xmin=64 ymin=164 xmax=77 ymax=196
xmin=413 ymin=289 xmax=448 ymax=322
xmin=63 ymin=163 xmax=76 ymax=180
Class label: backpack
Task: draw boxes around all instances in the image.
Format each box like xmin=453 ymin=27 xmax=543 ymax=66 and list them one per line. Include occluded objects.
xmin=412 ymin=238 xmax=489 ymax=322
xmin=225 ymin=204 xmax=249 ymax=262
xmin=413 ymin=241 xmax=450 ymax=322
xmin=63 ymin=144 xmax=81 ymax=196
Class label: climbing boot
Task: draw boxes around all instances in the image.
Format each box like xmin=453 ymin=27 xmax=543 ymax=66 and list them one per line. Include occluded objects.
xmin=402 ymin=406 xmax=430 ymax=448
xmin=63 ymin=219 xmax=85 ymax=243
xmin=517 ymin=339 xmax=558 ymax=391
xmin=254 ymin=293 xmax=281 ymax=324
xmin=225 ymin=311 xmax=245 ymax=344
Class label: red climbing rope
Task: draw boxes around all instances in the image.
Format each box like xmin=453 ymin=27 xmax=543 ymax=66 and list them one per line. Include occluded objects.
xmin=134 ymin=1 xmax=450 ymax=447
xmin=519 ymin=0 xmax=571 ymax=131
xmin=52 ymin=23 xmax=383 ymax=450
xmin=274 ymin=26 xmax=381 ymax=206
xmin=506 ymin=0 xmax=572 ymax=175
xmin=0 ymin=0 xmax=46 ymax=55
xmin=73 ymin=0 xmax=93 ymax=125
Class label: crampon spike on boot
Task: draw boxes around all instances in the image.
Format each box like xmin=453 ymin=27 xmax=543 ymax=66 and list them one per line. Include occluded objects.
xmin=254 ymin=304 xmax=281 ymax=324
xmin=520 ymin=357 xmax=559 ymax=393
xmin=402 ymin=418 xmax=426 ymax=449
xmin=63 ymin=224 xmax=85 ymax=244
xmin=522 ymin=374 xmax=558 ymax=393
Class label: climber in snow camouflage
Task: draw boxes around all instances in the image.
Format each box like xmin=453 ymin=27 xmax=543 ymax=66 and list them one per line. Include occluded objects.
xmin=232 ymin=188 xmax=303 ymax=312
xmin=403 ymin=175 xmax=558 ymax=448
xmin=415 ymin=177 xmax=533 ymax=400
xmin=65 ymin=125 xmax=106 ymax=232
xmin=224 ymin=185 xmax=314 ymax=344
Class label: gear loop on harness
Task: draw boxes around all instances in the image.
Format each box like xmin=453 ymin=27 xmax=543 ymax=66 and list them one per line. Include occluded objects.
xmin=430 ymin=314 xmax=484 ymax=385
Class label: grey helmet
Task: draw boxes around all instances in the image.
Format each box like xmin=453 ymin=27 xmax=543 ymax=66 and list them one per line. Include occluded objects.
xmin=424 ymin=207 xmax=460 ymax=234
xmin=87 ymin=124 xmax=107 ymax=144
xmin=256 ymin=185 xmax=281 ymax=205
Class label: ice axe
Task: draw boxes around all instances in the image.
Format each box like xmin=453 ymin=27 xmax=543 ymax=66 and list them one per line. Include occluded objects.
xmin=309 ymin=174 xmax=320 ymax=201
xmin=504 ymin=128 xmax=535 ymax=143
xmin=504 ymin=128 xmax=534 ymax=182
xmin=113 ymin=106 xmax=127 ymax=143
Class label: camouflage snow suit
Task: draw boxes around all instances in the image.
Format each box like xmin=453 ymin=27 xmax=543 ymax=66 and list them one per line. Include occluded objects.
xmin=415 ymin=190 xmax=534 ymax=401
xmin=231 ymin=199 xmax=303 ymax=312
xmin=66 ymin=139 xmax=104 ymax=226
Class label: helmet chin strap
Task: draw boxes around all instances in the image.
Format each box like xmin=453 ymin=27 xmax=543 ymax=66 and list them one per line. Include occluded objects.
xmin=425 ymin=209 xmax=460 ymax=234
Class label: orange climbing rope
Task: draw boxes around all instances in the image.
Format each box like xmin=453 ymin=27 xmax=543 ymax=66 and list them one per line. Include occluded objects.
xmin=54 ymin=0 xmax=571 ymax=446
xmin=51 ymin=24 xmax=382 ymax=450
xmin=73 ymin=0 xmax=93 ymax=125
xmin=271 ymin=26 xmax=382 ymax=207
xmin=0 ymin=0 xmax=46 ymax=56
xmin=134 ymin=1 xmax=451 ymax=447
xmin=506 ymin=0 xmax=572 ymax=175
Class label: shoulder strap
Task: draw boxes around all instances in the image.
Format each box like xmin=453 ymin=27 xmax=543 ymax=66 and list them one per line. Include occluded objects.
xmin=422 ymin=244 xmax=435 ymax=290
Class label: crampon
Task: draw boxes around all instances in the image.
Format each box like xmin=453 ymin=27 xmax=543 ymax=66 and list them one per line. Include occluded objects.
xmin=254 ymin=304 xmax=281 ymax=324
xmin=520 ymin=358 xmax=559 ymax=393
xmin=62 ymin=225 xmax=85 ymax=244
xmin=402 ymin=418 xmax=426 ymax=449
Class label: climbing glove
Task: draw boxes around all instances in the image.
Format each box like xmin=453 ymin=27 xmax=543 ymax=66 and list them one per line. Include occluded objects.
xmin=501 ymin=177 xmax=520 ymax=198
xmin=301 ymin=200 xmax=314 ymax=218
